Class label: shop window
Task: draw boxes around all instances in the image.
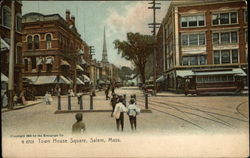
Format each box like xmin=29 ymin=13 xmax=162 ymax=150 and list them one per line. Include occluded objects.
xmin=46 ymin=34 xmax=52 ymax=49
xmin=2 ymin=6 xmax=11 ymax=28
xmin=214 ymin=51 xmax=220 ymax=64
xmin=34 ymin=35 xmax=39 ymax=49
xmin=27 ymin=36 xmax=33 ymax=50
xmin=221 ymin=50 xmax=230 ymax=64
xmin=232 ymin=49 xmax=238 ymax=63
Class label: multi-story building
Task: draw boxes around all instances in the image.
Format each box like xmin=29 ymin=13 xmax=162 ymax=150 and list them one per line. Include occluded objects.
xmin=22 ymin=10 xmax=90 ymax=95
xmin=157 ymin=0 xmax=248 ymax=93
xmin=1 ymin=0 xmax=23 ymax=95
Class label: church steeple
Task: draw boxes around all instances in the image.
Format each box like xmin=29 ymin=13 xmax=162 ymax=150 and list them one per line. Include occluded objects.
xmin=102 ymin=27 xmax=108 ymax=63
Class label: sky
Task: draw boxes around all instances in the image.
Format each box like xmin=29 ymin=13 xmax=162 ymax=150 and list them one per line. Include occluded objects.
xmin=22 ymin=1 xmax=170 ymax=68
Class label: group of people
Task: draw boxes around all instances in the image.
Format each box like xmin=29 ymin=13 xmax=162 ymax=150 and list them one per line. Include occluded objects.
xmin=44 ymin=91 xmax=53 ymax=105
xmin=111 ymin=94 xmax=140 ymax=131
xmin=1 ymin=90 xmax=27 ymax=108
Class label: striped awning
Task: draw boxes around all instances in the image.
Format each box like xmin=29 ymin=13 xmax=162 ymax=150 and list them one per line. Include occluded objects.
xmin=37 ymin=58 xmax=43 ymax=65
xmin=76 ymin=78 xmax=85 ymax=85
xmin=24 ymin=75 xmax=71 ymax=85
xmin=1 ymin=73 xmax=8 ymax=82
xmin=76 ymin=65 xmax=84 ymax=71
xmin=1 ymin=38 xmax=9 ymax=52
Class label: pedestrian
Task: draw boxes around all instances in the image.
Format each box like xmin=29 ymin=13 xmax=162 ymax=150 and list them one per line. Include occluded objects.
xmin=19 ymin=90 xmax=27 ymax=105
xmin=113 ymin=96 xmax=127 ymax=131
xmin=127 ymin=98 xmax=140 ymax=131
xmin=110 ymin=93 xmax=118 ymax=117
xmin=77 ymin=93 xmax=82 ymax=104
xmin=44 ymin=92 xmax=49 ymax=104
xmin=13 ymin=94 xmax=18 ymax=107
xmin=111 ymin=84 xmax=115 ymax=94
xmin=105 ymin=86 xmax=110 ymax=100
xmin=72 ymin=113 xmax=86 ymax=134
xmin=48 ymin=92 xmax=53 ymax=105
xmin=2 ymin=91 xmax=8 ymax=108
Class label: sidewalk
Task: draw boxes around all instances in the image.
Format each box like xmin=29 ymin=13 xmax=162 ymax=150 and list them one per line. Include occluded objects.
xmin=1 ymin=100 xmax=43 ymax=113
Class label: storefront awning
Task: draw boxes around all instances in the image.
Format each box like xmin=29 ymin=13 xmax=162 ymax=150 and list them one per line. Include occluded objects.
xmin=156 ymin=75 xmax=166 ymax=83
xmin=45 ymin=58 xmax=53 ymax=64
xmin=79 ymin=58 xmax=86 ymax=65
xmin=176 ymin=70 xmax=193 ymax=78
xmin=1 ymin=73 xmax=8 ymax=82
xmin=24 ymin=75 xmax=71 ymax=85
xmin=78 ymin=49 xmax=84 ymax=55
xmin=98 ymin=80 xmax=106 ymax=84
xmin=193 ymin=68 xmax=247 ymax=76
xmin=82 ymin=75 xmax=90 ymax=82
xmin=76 ymin=78 xmax=85 ymax=85
xmin=61 ymin=60 xmax=70 ymax=66
xmin=76 ymin=65 xmax=84 ymax=71
xmin=1 ymin=38 xmax=9 ymax=52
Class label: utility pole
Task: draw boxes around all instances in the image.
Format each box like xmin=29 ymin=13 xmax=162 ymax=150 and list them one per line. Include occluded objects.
xmin=148 ymin=0 xmax=160 ymax=96
xmin=8 ymin=0 xmax=15 ymax=109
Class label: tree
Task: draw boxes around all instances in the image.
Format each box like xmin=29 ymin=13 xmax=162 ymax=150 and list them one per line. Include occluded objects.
xmin=118 ymin=66 xmax=135 ymax=81
xmin=114 ymin=32 xmax=154 ymax=84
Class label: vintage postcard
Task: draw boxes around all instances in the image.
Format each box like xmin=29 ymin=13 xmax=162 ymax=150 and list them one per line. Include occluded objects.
xmin=1 ymin=0 xmax=249 ymax=157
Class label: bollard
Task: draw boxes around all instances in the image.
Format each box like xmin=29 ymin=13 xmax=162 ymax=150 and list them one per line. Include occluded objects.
xmin=123 ymin=94 xmax=126 ymax=106
xmin=145 ymin=93 xmax=148 ymax=109
xmin=58 ymin=95 xmax=61 ymax=110
xmin=79 ymin=95 xmax=83 ymax=110
xmin=90 ymin=95 xmax=93 ymax=110
xmin=68 ymin=95 xmax=71 ymax=110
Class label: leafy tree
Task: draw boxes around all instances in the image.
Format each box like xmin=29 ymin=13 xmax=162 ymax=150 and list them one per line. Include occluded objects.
xmin=114 ymin=32 xmax=154 ymax=84
xmin=118 ymin=66 xmax=135 ymax=81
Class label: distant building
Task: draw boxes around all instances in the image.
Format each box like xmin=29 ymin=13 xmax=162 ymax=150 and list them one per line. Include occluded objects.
xmin=157 ymin=0 xmax=248 ymax=94
xmin=0 ymin=0 xmax=23 ymax=95
xmin=22 ymin=10 xmax=91 ymax=95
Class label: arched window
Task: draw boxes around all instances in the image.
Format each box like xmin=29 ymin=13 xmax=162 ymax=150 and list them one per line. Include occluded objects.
xmin=27 ymin=36 xmax=33 ymax=50
xmin=2 ymin=6 xmax=11 ymax=28
xmin=16 ymin=13 xmax=22 ymax=32
xmin=34 ymin=35 xmax=39 ymax=49
xmin=46 ymin=34 xmax=52 ymax=49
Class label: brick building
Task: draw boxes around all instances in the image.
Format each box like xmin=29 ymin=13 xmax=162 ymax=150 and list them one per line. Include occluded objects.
xmin=0 ymin=0 xmax=23 ymax=95
xmin=157 ymin=0 xmax=248 ymax=93
xmin=22 ymin=10 xmax=90 ymax=95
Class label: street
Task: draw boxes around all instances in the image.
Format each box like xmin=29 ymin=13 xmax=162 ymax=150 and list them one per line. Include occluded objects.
xmin=2 ymin=87 xmax=249 ymax=136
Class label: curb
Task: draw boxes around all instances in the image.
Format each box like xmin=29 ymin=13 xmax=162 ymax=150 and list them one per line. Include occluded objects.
xmin=1 ymin=101 xmax=43 ymax=113
xmin=54 ymin=109 xmax=152 ymax=114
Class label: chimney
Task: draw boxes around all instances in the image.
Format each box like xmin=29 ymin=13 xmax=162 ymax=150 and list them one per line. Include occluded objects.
xmin=66 ymin=10 xmax=70 ymax=22
xmin=71 ymin=16 xmax=75 ymax=25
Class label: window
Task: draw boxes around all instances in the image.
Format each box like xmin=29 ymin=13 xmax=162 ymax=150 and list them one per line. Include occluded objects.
xmin=46 ymin=64 xmax=52 ymax=72
xmin=189 ymin=34 xmax=198 ymax=45
xmin=199 ymin=55 xmax=206 ymax=65
xmin=180 ymin=15 xmax=205 ymax=28
xmin=221 ymin=32 xmax=230 ymax=44
xmin=213 ymin=33 xmax=219 ymax=44
xmin=15 ymin=46 xmax=22 ymax=64
xmin=214 ymin=49 xmax=238 ymax=64
xmin=212 ymin=12 xmax=238 ymax=25
xmin=245 ymin=9 xmax=248 ymax=23
xmin=24 ymin=59 xmax=28 ymax=71
xmin=2 ymin=6 xmax=11 ymax=28
xmin=182 ymin=56 xmax=189 ymax=65
xmin=181 ymin=33 xmax=206 ymax=46
xmin=212 ymin=31 xmax=238 ymax=44
xmin=232 ymin=49 xmax=238 ymax=63
xmin=16 ymin=14 xmax=22 ymax=31
xmin=31 ymin=57 xmax=36 ymax=69
xmin=34 ymin=35 xmax=39 ymax=49
xmin=46 ymin=34 xmax=52 ymax=49
xmin=221 ymin=50 xmax=230 ymax=64
xmin=214 ymin=50 xmax=220 ymax=64
xmin=181 ymin=34 xmax=188 ymax=46
xmin=196 ymin=75 xmax=234 ymax=83
xmin=27 ymin=36 xmax=33 ymax=50
xmin=182 ymin=55 xmax=206 ymax=66
xmin=190 ymin=56 xmax=198 ymax=65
